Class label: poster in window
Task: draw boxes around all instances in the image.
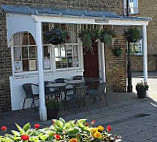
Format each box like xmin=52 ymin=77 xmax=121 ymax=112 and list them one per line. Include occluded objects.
xmin=29 ymin=60 xmax=36 ymax=71
xmin=44 ymin=57 xmax=51 ymax=69
xmin=14 ymin=61 xmax=22 ymax=73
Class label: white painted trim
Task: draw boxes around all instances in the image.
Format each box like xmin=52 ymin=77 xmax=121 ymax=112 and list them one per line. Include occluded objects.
xmin=32 ymin=15 xmax=150 ymax=26
xmin=35 ymin=21 xmax=47 ymax=121
xmin=142 ymin=25 xmax=149 ymax=97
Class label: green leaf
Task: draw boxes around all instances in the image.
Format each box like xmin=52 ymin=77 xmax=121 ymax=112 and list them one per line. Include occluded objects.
xmin=11 ymin=130 xmax=20 ymax=136
xmin=15 ymin=123 xmax=24 ymax=133
xmin=23 ymin=123 xmax=31 ymax=132
xmin=65 ymin=127 xmax=80 ymax=136
xmin=40 ymin=135 xmax=49 ymax=141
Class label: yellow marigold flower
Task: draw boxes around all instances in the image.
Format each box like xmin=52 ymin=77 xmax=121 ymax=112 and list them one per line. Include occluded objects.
xmin=91 ymin=128 xmax=98 ymax=133
xmin=97 ymin=125 xmax=104 ymax=132
xmin=93 ymin=131 xmax=102 ymax=139
xmin=69 ymin=138 xmax=78 ymax=142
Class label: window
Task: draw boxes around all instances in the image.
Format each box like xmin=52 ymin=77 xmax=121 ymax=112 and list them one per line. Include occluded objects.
xmin=124 ymin=0 xmax=138 ymax=15
xmin=52 ymin=24 xmax=80 ymax=69
xmin=12 ymin=32 xmax=51 ymax=73
xmin=130 ymin=40 xmax=142 ymax=55
xmin=13 ymin=32 xmax=37 ymax=73
xmin=55 ymin=45 xmax=79 ymax=69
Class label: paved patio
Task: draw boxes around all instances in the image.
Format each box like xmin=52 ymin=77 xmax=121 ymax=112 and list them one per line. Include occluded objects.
xmin=0 ymin=72 xmax=157 ymax=141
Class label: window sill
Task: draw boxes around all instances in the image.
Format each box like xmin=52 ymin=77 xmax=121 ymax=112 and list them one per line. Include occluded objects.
xmin=13 ymin=68 xmax=83 ymax=77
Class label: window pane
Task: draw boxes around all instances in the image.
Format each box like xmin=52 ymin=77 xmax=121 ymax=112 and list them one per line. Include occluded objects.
xmin=22 ymin=47 xmax=28 ymax=59
xmin=14 ymin=47 xmax=22 ymax=61
xmin=29 ymin=46 xmax=36 ymax=59
xmin=22 ymin=32 xmax=29 ymax=45
xmin=130 ymin=40 xmax=142 ymax=55
xmin=22 ymin=60 xmax=29 ymax=71
xmin=29 ymin=33 xmax=36 ymax=45
xmin=43 ymin=46 xmax=51 ymax=70
xmin=55 ymin=45 xmax=79 ymax=69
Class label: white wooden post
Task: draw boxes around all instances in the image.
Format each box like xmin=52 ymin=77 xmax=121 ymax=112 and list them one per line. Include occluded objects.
xmin=101 ymin=42 xmax=106 ymax=82
xmin=142 ymin=25 xmax=149 ymax=96
xmin=35 ymin=21 xmax=47 ymax=121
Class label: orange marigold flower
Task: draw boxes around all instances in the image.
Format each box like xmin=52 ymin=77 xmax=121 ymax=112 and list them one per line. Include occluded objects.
xmin=69 ymin=138 xmax=78 ymax=142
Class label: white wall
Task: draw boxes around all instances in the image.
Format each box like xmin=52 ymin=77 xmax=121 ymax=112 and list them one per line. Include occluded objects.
xmin=10 ymin=69 xmax=83 ymax=110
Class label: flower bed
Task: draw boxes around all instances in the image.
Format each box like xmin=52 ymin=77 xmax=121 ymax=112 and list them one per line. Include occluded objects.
xmin=0 ymin=118 xmax=121 ymax=142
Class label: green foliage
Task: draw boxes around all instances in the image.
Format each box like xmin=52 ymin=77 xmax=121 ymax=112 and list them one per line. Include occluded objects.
xmin=78 ymin=28 xmax=116 ymax=52
xmin=124 ymin=28 xmax=141 ymax=43
xmin=99 ymin=28 xmax=116 ymax=46
xmin=0 ymin=118 xmax=121 ymax=142
xmin=46 ymin=99 xmax=61 ymax=110
xmin=112 ymin=47 xmax=123 ymax=57
xmin=136 ymin=81 xmax=149 ymax=91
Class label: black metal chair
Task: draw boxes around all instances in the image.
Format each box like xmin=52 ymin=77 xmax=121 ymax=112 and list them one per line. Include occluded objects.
xmin=44 ymin=81 xmax=55 ymax=100
xmin=55 ymin=78 xmax=69 ymax=83
xmin=66 ymin=86 xmax=88 ymax=114
xmin=73 ymin=75 xmax=84 ymax=80
xmin=87 ymin=82 xmax=108 ymax=107
xmin=22 ymin=83 xmax=39 ymax=110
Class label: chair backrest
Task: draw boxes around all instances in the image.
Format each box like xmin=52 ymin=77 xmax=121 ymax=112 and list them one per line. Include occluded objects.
xmin=75 ymin=86 xmax=87 ymax=99
xmin=55 ymin=78 xmax=66 ymax=83
xmin=73 ymin=75 xmax=84 ymax=80
xmin=45 ymin=81 xmax=51 ymax=95
xmin=97 ymin=83 xmax=106 ymax=96
xmin=22 ymin=83 xmax=34 ymax=98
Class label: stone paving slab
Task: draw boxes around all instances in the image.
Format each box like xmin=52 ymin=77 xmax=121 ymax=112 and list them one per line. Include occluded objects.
xmin=0 ymin=91 xmax=157 ymax=142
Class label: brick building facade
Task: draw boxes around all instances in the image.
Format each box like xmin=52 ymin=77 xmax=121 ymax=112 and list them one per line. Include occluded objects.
xmin=0 ymin=0 xmax=148 ymax=112
xmin=131 ymin=0 xmax=157 ymax=71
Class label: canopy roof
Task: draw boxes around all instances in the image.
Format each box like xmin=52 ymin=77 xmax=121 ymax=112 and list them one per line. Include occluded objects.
xmin=2 ymin=5 xmax=151 ymax=22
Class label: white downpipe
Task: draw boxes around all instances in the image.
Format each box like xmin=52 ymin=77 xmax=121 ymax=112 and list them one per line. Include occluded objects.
xmin=35 ymin=21 xmax=47 ymax=121
xmin=142 ymin=25 xmax=149 ymax=97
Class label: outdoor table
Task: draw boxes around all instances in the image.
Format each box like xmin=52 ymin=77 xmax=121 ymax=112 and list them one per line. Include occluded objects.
xmin=67 ymin=80 xmax=85 ymax=92
xmin=46 ymin=83 xmax=67 ymax=101
xmin=84 ymin=77 xmax=102 ymax=89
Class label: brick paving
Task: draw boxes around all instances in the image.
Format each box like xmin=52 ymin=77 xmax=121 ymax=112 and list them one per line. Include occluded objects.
xmin=0 ymin=72 xmax=157 ymax=141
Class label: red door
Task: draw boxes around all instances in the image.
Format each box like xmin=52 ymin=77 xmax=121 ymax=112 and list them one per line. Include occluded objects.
xmin=83 ymin=42 xmax=99 ymax=78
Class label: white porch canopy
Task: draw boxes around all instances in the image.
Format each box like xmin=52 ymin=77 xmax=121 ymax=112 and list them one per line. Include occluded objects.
xmin=2 ymin=5 xmax=151 ymax=121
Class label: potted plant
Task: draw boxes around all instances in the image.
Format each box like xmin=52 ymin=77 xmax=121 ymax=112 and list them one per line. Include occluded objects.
xmin=112 ymin=46 xmax=123 ymax=57
xmin=44 ymin=27 xmax=69 ymax=45
xmin=46 ymin=99 xmax=61 ymax=119
xmin=136 ymin=81 xmax=149 ymax=98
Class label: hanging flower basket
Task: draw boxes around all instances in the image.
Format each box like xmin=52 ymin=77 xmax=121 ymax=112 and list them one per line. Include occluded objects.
xmin=112 ymin=47 xmax=123 ymax=57
xmin=78 ymin=28 xmax=116 ymax=52
xmin=99 ymin=28 xmax=116 ymax=46
xmin=78 ymin=29 xmax=100 ymax=52
xmin=44 ymin=27 xmax=69 ymax=45
xmin=124 ymin=27 xmax=141 ymax=43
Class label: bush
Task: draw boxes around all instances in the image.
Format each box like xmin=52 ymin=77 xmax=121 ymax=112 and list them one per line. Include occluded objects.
xmin=0 ymin=118 xmax=121 ymax=142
